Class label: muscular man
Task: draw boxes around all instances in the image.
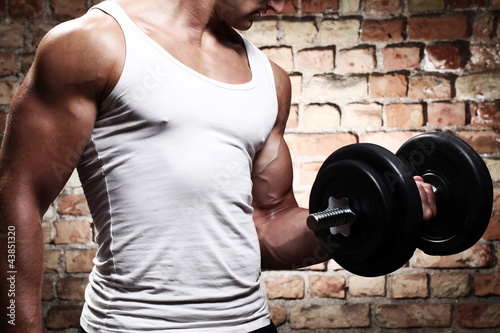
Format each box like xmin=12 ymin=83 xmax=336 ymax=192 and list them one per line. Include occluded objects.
xmin=0 ymin=0 xmax=437 ymax=332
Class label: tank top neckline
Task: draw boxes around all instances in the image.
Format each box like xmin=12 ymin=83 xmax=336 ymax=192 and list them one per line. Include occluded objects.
xmin=99 ymin=1 xmax=258 ymax=90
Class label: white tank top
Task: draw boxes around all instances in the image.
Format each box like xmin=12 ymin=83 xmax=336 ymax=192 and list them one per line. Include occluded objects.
xmin=77 ymin=2 xmax=278 ymax=332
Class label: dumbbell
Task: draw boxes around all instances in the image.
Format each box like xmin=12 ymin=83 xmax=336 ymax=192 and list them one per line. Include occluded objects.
xmin=307 ymin=132 xmax=493 ymax=277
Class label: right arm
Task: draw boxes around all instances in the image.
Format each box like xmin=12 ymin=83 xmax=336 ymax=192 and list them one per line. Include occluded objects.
xmin=0 ymin=11 xmax=123 ymax=332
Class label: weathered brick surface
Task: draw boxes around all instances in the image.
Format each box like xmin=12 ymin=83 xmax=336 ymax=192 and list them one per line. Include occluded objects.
xmin=348 ymin=276 xmax=386 ymax=297
xmin=290 ymin=304 xmax=370 ymax=329
xmin=6 ymin=2 xmax=499 ymax=332
xmin=337 ymin=47 xmax=375 ymax=73
xmin=386 ymin=103 xmax=424 ymax=127
xmin=361 ymin=18 xmax=405 ymax=42
xmin=65 ymin=249 xmax=97 ymax=273
xmin=375 ymin=304 xmax=452 ymax=328
xmin=309 ymin=275 xmax=345 ymax=298
xmin=411 ymin=245 xmax=493 ymax=268
xmin=383 ymin=46 xmax=421 ymax=71
xmin=45 ymin=305 xmax=83 ymax=329
xmin=427 ymin=102 xmax=466 ymax=126
xmin=456 ymin=303 xmax=500 ymax=328
xmin=265 ymin=276 xmax=305 ymax=299
xmin=10 ymin=0 xmax=44 ymax=18
xmin=391 ymin=274 xmax=429 ymax=299
xmin=432 ymin=273 xmax=471 ymax=297
xmin=54 ymin=220 xmax=91 ymax=244
xmin=370 ymin=74 xmax=408 ymax=98
xmin=302 ymin=0 xmax=339 ymax=13
xmin=56 ymin=277 xmax=88 ymax=300
xmin=409 ymin=16 xmax=469 ymax=40
xmin=474 ymin=273 xmax=500 ymax=296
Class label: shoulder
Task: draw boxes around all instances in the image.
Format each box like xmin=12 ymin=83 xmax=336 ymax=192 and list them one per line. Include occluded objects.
xmin=269 ymin=60 xmax=292 ymax=132
xmin=31 ymin=9 xmax=124 ymax=99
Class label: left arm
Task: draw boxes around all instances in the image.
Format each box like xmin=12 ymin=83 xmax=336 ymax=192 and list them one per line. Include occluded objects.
xmin=252 ymin=62 xmax=437 ymax=271
xmin=252 ymin=62 xmax=326 ymax=270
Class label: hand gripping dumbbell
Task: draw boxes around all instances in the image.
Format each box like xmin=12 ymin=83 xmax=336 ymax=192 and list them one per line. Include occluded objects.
xmin=307 ymin=132 xmax=493 ymax=277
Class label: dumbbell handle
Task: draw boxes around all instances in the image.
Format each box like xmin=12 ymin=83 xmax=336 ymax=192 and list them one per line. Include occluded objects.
xmin=308 ymin=184 xmax=439 ymax=233
xmin=307 ymin=197 xmax=356 ymax=232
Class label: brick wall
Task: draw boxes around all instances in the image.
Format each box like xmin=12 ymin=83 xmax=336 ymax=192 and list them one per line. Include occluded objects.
xmin=1 ymin=0 xmax=499 ymax=332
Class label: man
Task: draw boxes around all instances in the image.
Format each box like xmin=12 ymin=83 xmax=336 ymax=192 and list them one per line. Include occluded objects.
xmin=0 ymin=0 xmax=437 ymax=332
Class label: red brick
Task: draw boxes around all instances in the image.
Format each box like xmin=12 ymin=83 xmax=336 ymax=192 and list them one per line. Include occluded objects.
xmin=0 ymin=24 xmax=24 ymax=48
xmin=409 ymin=16 xmax=469 ymax=40
xmin=471 ymin=102 xmax=500 ymax=127
xmin=20 ymin=53 xmax=35 ymax=75
xmin=302 ymin=0 xmax=339 ymax=13
xmin=425 ymin=44 xmax=462 ymax=70
xmin=0 ymin=111 xmax=7 ymax=134
xmin=10 ymin=0 xmax=44 ymax=18
xmin=265 ymin=276 xmax=304 ymax=299
xmin=51 ymin=0 xmax=88 ymax=19
xmin=473 ymin=14 xmax=495 ymax=40
xmin=284 ymin=133 xmax=357 ymax=157
xmin=408 ymin=75 xmax=452 ymax=99
xmin=42 ymin=278 xmax=55 ymax=301
xmin=432 ymin=273 xmax=471 ymax=297
xmin=386 ymin=103 xmax=424 ymax=127
xmin=299 ymin=162 xmax=322 ymax=186
xmin=361 ymin=18 xmax=405 ymax=42
xmin=360 ymin=131 xmax=417 ymax=153
xmin=44 ymin=250 xmax=62 ymax=274
xmin=343 ymin=103 xmax=382 ymax=128
xmin=0 ymin=82 xmax=19 ymax=105
xmin=467 ymin=44 xmax=500 ymax=70
xmin=309 ymin=275 xmax=345 ymax=298
xmin=482 ymin=215 xmax=500 ymax=240
xmin=282 ymin=0 xmax=298 ymax=14
xmin=409 ymin=0 xmax=446 ymax=12
xmin=365 ymin=0 xmax=402 ymax=16
xmin=383 ymin=46 xmax=421 ymax=71
xmin=348 ymin=276 xmax=386 ymax=297
xmin=303 ymin=104 xmax=340 ymax=130
xmin=450 ymin=0 xmax=486 ymax=9
xmin=454 ymin=129 xmax=500 ymax=154
xmin=45 ymin=305 xmax=83 ymax=330
xmin=261 ymin=47 xmax=293 ymax=71
xmin=494 ymin=188 xmax=500 ymax=211
xmin=0 ymin=52 xmax=15 ymax=77
xmin=296 ymin=48 xmax=334 ymax=73
xmin=54 ymin=220 xmax=91 ymax=244
xmin=286 ymin=104 xmax=298 ymax=129
xmin=42 ymin=221 xmax=52 ymax=244
xmin=65 ymin=249 xmax=97 ymax=273
xmin=57 ymin=194 xmax=91 ymax=216
xmin=411 ymin=244 xmax=493 ymax=269
xmin=56 ymin=277 xmax=88 ymax=300
xmin=391 ymin=274 xmax=429 ymax=299
xmin=427 ymin=102 xmax=466 ymax=126
xmin=337 ymin=47 xmax=375 ymax=73
xmin=456 ymin=303 xmax=500 ymax=328
xmin=370 ymin=74 xmax=408 ymax=98
xmin=456 ymin=74 xmax=500 ymax=100
xmin=375 ymin=304 xmax=452 ymax=328
xmin=269 ymin=306 xmax=287 ymax=327
xmin=290 ymin=304 xmax=370 ymax=329
xmin=474 ymin=273 xmax=500 ymax=296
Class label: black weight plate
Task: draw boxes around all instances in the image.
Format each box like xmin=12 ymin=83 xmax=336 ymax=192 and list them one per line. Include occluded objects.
xmin=396 ymin=132 xmax=493 ymax=255
xmin=310 ymin=144 xmax=422 ymax=276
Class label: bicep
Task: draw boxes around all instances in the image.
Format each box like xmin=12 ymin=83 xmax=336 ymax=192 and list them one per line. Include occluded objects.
xmin=251 ymin=61 xmax=297 ymax=219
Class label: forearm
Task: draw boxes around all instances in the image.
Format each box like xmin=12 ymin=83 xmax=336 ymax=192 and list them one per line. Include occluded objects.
xmin=0 ymin=201 xmax=44 ymax=333
xmin=256 ymin=206 xmax=329 ymax=270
